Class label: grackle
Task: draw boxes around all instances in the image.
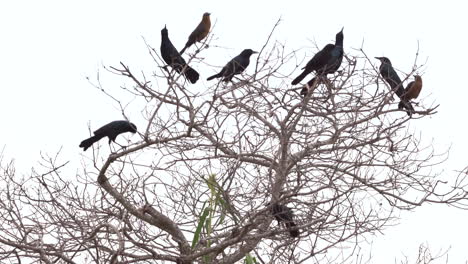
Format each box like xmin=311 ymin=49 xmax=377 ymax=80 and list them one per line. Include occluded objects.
xmin=398 ymin=75 xmax=422 ymax=112
xmin=375 ymin=57 xmax=414 ymax=116
xmin=207 ymin=49 xmax=258 ymax=82
xmin=270 ymin=203 xmax=300 ymax=238
xmin=180 ymin=12 xmax=211 ymax=55
xmin=403 ymin=75 xmax=423 ymax=100
xmin=292 ymin=27 xmax=344 ymax=90
xmin=161 ymin=25 xmax=199 ymax=84
xmin=79 ymin=120 xmax=137 ymax=151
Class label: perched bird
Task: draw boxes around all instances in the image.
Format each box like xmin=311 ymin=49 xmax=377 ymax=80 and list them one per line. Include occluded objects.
xmin=375 ymin=57 xmax=414 ymax=115
xmin=79 ymin=120 xmax=137 ymax=151
xmin=179 ymin=12 xmax=211 ymax=55
xmin=374 ymin=57 xmax=405 ymax=96
xmin=292 ymin=28 xmax=344 ymax=87
xmin=270 ymin=202 xmax=300 ymax=238
xmin=403 ymin=75 xmax=423 ymax=100
xmin=398 ymin=75 xmax=422 ymax=112
xmin=207 ymin=49 xmax=258 ymax=82
xmin=160 ymin=25 xmax=200 ymax=84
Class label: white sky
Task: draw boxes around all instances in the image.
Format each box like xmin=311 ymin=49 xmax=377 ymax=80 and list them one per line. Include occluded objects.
xmin=1 ymin=0 xmax=467 ymax=262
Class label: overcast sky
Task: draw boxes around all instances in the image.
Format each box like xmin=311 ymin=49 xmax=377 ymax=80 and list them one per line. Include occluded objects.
xmin=1 ymin=0 xmax=467 ymax=262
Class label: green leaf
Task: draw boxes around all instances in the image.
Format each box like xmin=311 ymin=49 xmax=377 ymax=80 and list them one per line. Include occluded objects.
xmin=216 ymin=193 xmax=227 ymax=208
xmin=191 ymin=207 xmax=210 ymax=249
xmin=245 ymin=253 xmax=254 ymax=264
xmin=205 ymin=174 xmax=217 ymax=195
xmin=203 ymin=254 xmax=211 ymax=264
xmin=205 ymin=212 xmax=212 ymax=234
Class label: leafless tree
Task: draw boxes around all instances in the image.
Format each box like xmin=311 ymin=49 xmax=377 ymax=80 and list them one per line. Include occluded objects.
xmin=1 ymin=22 xmax=467 ymax=264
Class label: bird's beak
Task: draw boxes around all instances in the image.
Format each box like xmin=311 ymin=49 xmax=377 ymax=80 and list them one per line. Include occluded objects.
xmin=252 ymin=51 xmax=259 ymax=54
xmin=340 ymin=27 xmax=344 ymax=32
xmin=164 ymin=24 xmax=167 ymax=29
xmin=374 ymin=57 xmax=382 ymax=60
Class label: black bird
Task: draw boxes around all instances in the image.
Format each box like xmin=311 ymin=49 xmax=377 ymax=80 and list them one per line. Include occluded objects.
xmin=375 ymin=57 xmax=414 ymax=115
xmin=270 ymin=203 xmax=300 ymax=238
xmin=180 ymin=12 xmax=211 ymax=55
xmin=292 ymin=27 xmax=344 ymax=87
xmin=79 ymin=120 xmax=137 ymax=151
xmin=160 ymin=25 xmax=200 ymax=84
xmin=207 ymin=49 xmax=258 ymax=82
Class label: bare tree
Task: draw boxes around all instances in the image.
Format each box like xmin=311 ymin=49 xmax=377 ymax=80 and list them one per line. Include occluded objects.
xmin=1 ymin=22 xmax=467 ymax=264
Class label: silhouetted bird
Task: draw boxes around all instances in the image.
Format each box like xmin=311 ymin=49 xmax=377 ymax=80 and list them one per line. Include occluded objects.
xmin=375 ymin=57 xmax=404 ymax=96
xmin=375 ymin=57 xmax=414 ymax=115
xmin=180 ymin=12 xmax=211 ymax=55
xmin=292 ymin=28 xmax=344 ymax=87
xmin=207 ymin=49 xmax=258 ymax=82
xmin=79 ymin=120 xmax=137 ymax=151
xmin=270 ymin=203 xmax=300 ymax=238
xmin=160 ymin=25 xmax=199 ymax=84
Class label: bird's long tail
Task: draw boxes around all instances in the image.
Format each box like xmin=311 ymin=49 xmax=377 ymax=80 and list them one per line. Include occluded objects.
xmin=398 ymin=100 xmax=414 ymax=117
xmin=285 ymin=221 xmax=300 ymax=238
xmin=179 ymin=45 xmax=188 ymax=55
xmin=184 ymin=66 xmax=200 ymax=84
xmin=291 ymin=70 xmax=308 ymax=85
xmin=79 ymin=135 xmax=103 ymax=151
xmin=207 ymin=73 xmax=222 ymax=81
xmin=300 ymin=87 xmax=308 ymax=97
xmin=392 ymin=84 xmax=406 ymax=99
xmin=301 ymin=76 xmax=320 ymax=97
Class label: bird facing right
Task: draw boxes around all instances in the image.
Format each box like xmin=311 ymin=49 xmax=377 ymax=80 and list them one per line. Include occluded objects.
xmin=180 ymin=12 xmax=211 ymax=55
xmin=79 ymin=120 xmax=137 ymax=151
xmin=398 ymin=75 xmax=423 ymax=112
xmin=291 ymin=27 xmax=344 ymax=86
xmin=207 ymin=49 xmax=258 ymax=82
xmin=402 ymin=75 xmax=423 ymax=101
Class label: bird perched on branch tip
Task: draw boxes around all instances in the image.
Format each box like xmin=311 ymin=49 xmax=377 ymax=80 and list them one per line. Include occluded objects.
xmin=207 ymin=49 xmax=258 ymax=82
xmin=79 ymin=120 xmax=137 ymax=151
xmin=160 ymin=25 xmax=200 ymax=84
xmin=292 ymin=28 xmax=344 ymax=97
xmin=398 ymin=75 xmax=423 ymax=113
xmin=180 ymin=12 xmax=211 ymax=55
xmin=375 ymin=56 xmax=414 ymax=116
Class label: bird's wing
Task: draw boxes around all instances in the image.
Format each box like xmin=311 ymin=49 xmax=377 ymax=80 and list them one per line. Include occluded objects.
xmin=385 ymin=67 xmax=402 ymax=86
xmin=220 ymin=58 xmax=238 ymax=77
xmin=231 ymin=56 xmax=249 ymax=74
xmin=405 ymin=81 xmax=414 ymax=93
xmin=190 ymin=22 xmax=207 ymax=41
xmin=162 ymin=43 xmax=187 ymax=71
xmin=303 ymin=45 xmax=334 ymax=71
xmin=93 ymin=122 xmax=113 ymax=136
